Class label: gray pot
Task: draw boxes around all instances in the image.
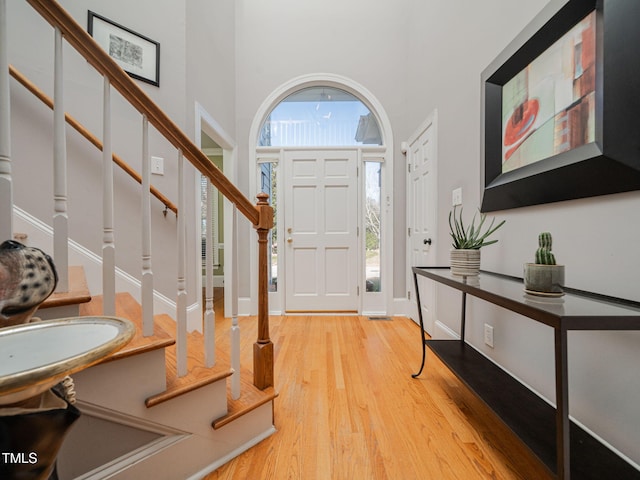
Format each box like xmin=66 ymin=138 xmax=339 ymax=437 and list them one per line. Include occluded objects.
xmin=523 ymin=263 xmax=565 ymax=295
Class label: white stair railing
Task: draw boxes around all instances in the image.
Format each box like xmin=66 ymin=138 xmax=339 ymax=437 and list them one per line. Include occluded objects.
xmin=204 ymin=179 xmax=216 ymax=367
xmin=230 ymin=207 xmax=241 ymax=399
xmin=53 ymin=27 xmax=69 ymax=292
xmin=0 ymin=0 xmax=12 ymax=241
xmin=101 ymin=77 xmax=116 ymax=316
xmin=141 ymin=115 xmax=154 ymax=336
xmin=176 ymin=151 xmax=188 ymax=377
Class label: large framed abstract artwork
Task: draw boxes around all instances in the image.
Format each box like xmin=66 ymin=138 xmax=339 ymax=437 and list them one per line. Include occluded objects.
xmin=481 ymin=0 xmax=640 ymax=212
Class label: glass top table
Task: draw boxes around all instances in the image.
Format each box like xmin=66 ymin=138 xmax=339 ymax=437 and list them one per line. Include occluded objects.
xmin=413 ymin=267 xmax=640 ymax=331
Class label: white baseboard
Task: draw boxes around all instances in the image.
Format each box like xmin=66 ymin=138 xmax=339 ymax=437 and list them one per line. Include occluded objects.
xmin=434 ymin=320 xmax=459 ymax=339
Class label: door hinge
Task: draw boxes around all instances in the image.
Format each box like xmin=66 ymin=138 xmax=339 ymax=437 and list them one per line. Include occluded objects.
xmin=408 ymin=163 xmax=412 ymax=173
xmin=408 ymin=291 xmax=411 ymax=300
xmin=357 ymin=286 xmax=360 ymax=296
xmin=408 ymin=227 xmax=411 ymax=236
xmin=357 ymin=226 xmax=360 ymax=236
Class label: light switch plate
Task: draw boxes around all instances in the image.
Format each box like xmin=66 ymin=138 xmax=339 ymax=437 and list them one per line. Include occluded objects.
xmin=151 ymin=156 xmax=164 ymax=175
xmin=452 ymin=187 xmax=462 ymax=206
xmin=484 ymin=323 xmax=494 ymax=348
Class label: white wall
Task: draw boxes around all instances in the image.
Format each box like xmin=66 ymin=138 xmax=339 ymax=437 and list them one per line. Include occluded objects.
xmin=405 ymin=0 xmax=640 ymax=466
xmin=186 ymin=0 xmax=236 ymax=141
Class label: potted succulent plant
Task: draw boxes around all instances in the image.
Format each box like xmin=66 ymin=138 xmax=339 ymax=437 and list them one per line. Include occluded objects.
xmin=523 ymin=232 xmax=565 ymax=296
xmin=448 ymin=206 xmax=505 ymax=276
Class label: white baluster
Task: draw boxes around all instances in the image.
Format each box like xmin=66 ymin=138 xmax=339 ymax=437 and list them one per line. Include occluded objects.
xmin=141 ymin=116 xmax=154 ymax=336
xmin=102 ymin=77 xmax=115 ymax=315
xmin=212 ymin=185 xmax=219 ymax=266
xmin=0 ymin=0 xmax=12 ymax=241
xmin=53 ymin=27 xmax=69 ymax=292
xmin=231 ymin=207 xmax=240 ymax=399
xmin=204 ymin=178 xmax=215 ymax=367
xmin=177 ymin=151 xmax=187 ymax=377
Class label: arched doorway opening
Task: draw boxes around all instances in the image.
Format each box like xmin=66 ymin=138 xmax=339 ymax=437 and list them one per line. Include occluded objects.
xmin=249 ymin=74 xmax=394 ymax=315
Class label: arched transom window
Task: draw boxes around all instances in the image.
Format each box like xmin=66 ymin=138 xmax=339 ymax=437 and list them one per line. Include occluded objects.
xmin=258 ymin=86 xmax=382 ymax=147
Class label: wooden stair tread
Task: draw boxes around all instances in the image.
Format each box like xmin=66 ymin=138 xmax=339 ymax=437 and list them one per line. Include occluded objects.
xmin=212 ymin=373 xmax=278 ymax=430
xmin=145 ymin=314 xmax=233 ymax=408
xmin=39 ymin=265 xmax=91 ymax=310
xmin=80 ymin=292 xmax=174 ymax=362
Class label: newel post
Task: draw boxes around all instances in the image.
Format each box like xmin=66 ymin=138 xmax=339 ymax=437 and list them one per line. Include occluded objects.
xmin=253 ymin=192 xmax=274 ymax=389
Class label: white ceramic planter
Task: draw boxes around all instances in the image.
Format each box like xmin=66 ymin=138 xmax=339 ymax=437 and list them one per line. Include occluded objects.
xmin=450 ymin=249 xmax=481 ymax=276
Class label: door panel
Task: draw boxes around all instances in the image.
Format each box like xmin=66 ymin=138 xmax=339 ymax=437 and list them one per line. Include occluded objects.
xmin=411 ymin=134 xmax=433 ymax=267
xmin=284 ymin=150 xmax=358 ymax=312
xmin=407 ymin=115 xmax=437 ymax=334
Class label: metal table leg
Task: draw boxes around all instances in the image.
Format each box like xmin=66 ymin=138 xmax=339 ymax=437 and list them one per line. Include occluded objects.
xmin=555 ymin=326 xmax=570 ymax=479
xmin=412 ymin=271 xmax=427 ymax=378
xmin=460 ymin=291 xmax=467 ymax=341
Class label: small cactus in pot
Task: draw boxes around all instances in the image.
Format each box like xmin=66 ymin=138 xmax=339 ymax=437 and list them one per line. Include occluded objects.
xmin=524 ymin=232 xmax=565 ymax=296
xmin=535 ymin=232 xmax=556 ymax=265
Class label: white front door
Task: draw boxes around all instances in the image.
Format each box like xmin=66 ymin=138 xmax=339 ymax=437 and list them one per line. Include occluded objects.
xmin=407 ymin=113 xmax=438 ymax=334
xmin=284 ymin=150 xmax=358 ymax=312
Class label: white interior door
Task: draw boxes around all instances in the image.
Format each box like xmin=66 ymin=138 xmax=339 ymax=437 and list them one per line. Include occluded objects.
xmin=407 ymin=113 xmax=438 ymax=334
xmin=284 ymin=150 xmax=358 ymax=312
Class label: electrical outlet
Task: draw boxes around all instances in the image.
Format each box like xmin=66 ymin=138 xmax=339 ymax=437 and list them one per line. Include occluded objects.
xmin=452 ymin=187 xmax=462 ymax=206
xmin=151 ymin=156 xmax=164 ymax=175
xmin=484 ymin=323 xmax=494 ymax=348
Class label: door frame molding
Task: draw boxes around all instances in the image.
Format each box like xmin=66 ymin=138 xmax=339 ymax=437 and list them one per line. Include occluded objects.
xmin=248 ymin=73 xmax=394 ymax=315
xmin=194 ymin=101 xmax=237 ymax=320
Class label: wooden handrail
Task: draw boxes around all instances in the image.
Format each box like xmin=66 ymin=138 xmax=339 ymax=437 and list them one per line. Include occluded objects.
xmin=26 ymin=0 xmax=260 ymax=225
xmin=9 ymin=64 xmax=177 ymax=216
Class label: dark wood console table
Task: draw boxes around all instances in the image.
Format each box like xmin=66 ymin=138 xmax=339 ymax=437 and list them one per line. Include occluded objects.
xmin=412 ymin=267 xmax=640 ymax=480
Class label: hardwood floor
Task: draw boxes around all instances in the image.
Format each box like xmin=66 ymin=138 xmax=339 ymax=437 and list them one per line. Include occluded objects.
xmin=206 ymin=313 xmax=552 ymax=480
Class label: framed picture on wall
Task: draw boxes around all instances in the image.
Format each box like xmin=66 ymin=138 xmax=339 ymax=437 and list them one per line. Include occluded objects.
xmin=88 ymin=11 xmax=160 ymax=87
xmin=481 ymin=0 xmax=640 ymax=212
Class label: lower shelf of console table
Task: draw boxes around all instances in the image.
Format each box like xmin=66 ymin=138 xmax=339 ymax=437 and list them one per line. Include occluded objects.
xmin=426 ymin=339 xmax=640 ymax=479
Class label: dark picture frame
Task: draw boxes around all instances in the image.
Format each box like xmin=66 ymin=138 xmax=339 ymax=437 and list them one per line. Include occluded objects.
xmin=88 ymin=11 xmax=160 ymax=87
xmin=481 ymin=0 xmax=640 ymax=212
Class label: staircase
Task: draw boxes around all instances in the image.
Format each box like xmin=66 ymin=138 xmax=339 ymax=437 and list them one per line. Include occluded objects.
xmin=22 ymin=251 xmax=278 ymax=479
xmin=1 ymin=1 xmax=277 ymax=478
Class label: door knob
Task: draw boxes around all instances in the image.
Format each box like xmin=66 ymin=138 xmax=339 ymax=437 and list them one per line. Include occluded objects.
xmin=287 ymin=237 xmax=293 ymax=243
xmin=423 ymin=238 xmax=432 ymax=245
